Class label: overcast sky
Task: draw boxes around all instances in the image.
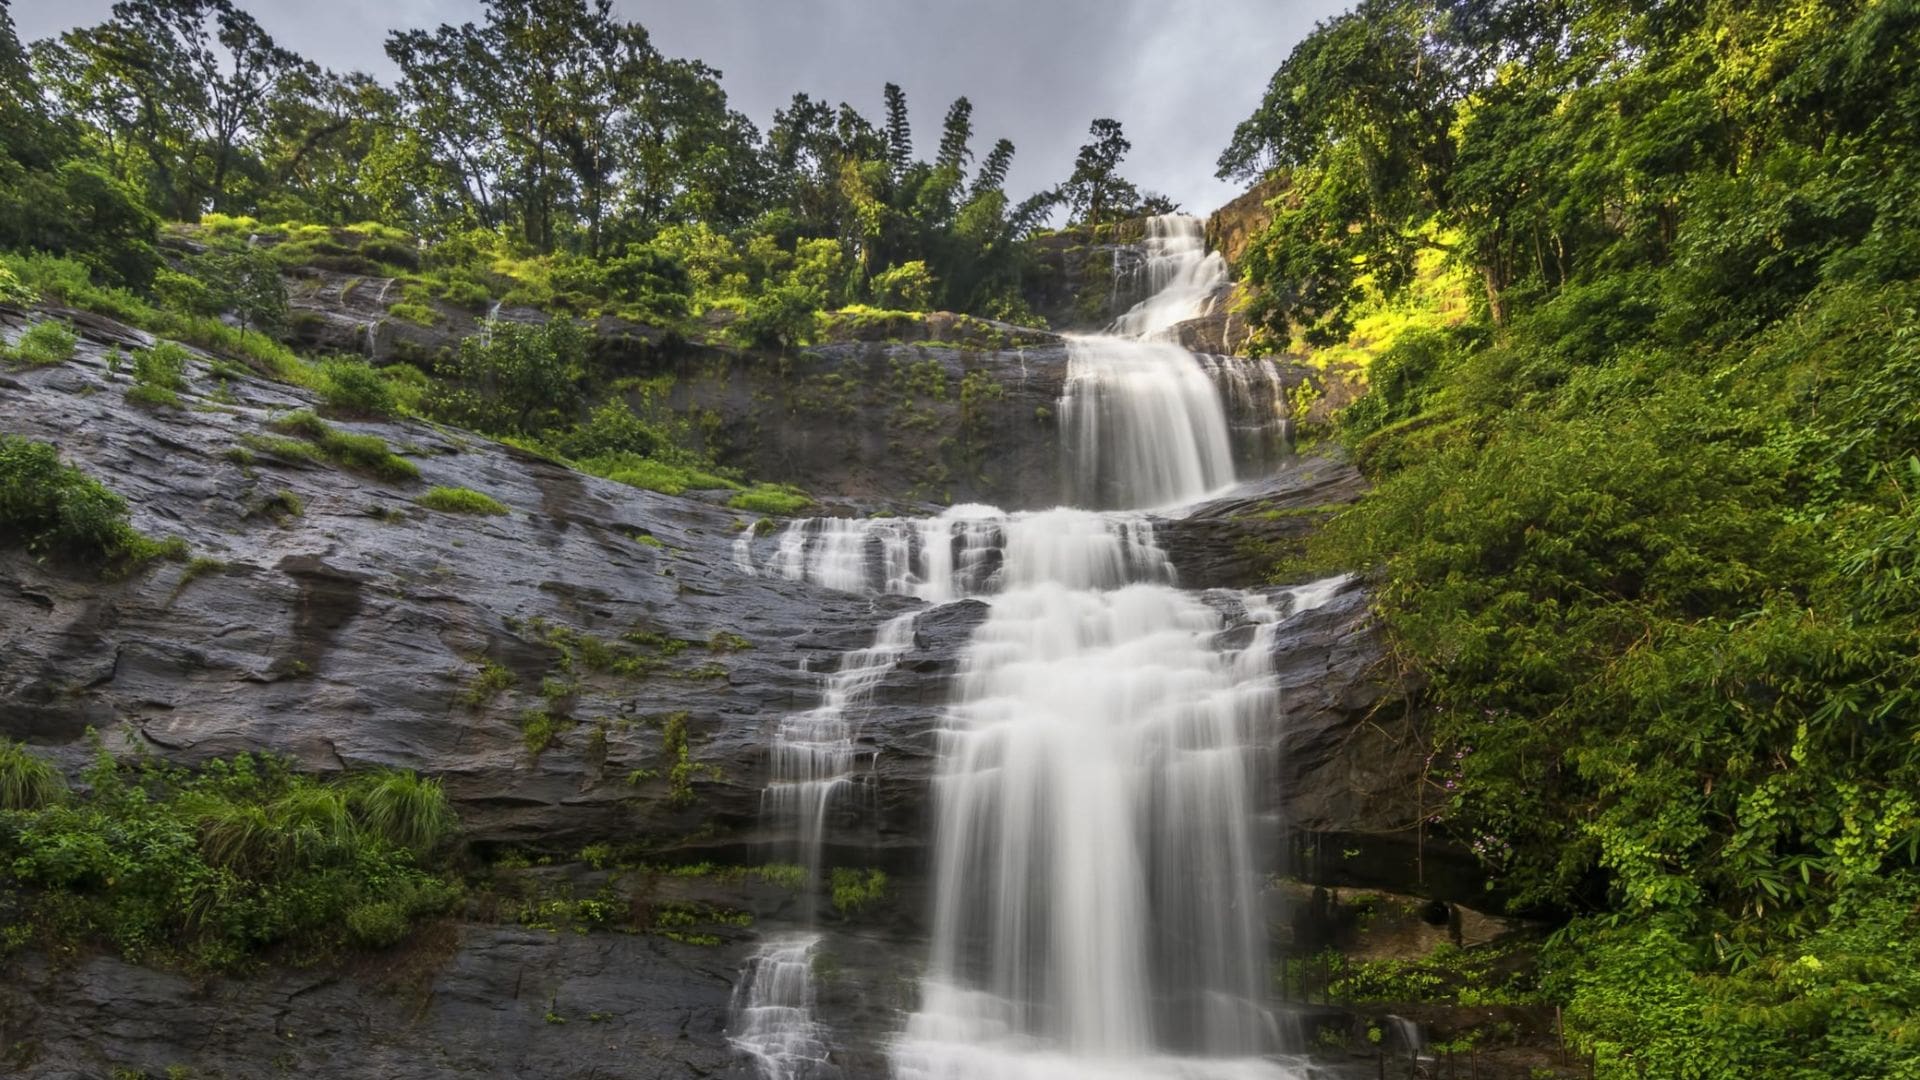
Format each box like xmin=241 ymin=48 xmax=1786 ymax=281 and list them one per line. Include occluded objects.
xmin=12 ymin=0 xmax=1348 ymax=215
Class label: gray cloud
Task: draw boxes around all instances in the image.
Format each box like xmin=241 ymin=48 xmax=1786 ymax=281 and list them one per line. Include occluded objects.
xmin=13 ymin=0 xmax=1347 ymax=214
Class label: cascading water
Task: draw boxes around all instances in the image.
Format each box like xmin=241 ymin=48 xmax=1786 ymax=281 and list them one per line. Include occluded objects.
xmin=735 ymin=214 xmax=1317 ymax=1080
xmin=1111 ymin=215 xmax=1230 ymax=340
xmin=1061 ymin=335 xmax=1239 ymax=510
xmin=732 ymin=612 xmax=920 ymax=1077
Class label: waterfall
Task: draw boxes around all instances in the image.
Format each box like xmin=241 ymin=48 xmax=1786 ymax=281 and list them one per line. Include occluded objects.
xmin=732 ymin=611 xmax=919 ymax=1073
xmin=736 ymin=214 xmax=1317 ymax=1080
xmin=763 ymin=612 xmax=919 ymax=902
xmin=761 ymin=506 xmax=1172 ymax=602
xmin=732 ymin=934 xmax=837 ymax=1080
xmin=1110 ymin=215 xmax=1229 ymax=340
xmin=1061 ymin=335 xmax=1239 ymax=510
xmin=481 ymin=300 xmax=503 ymax=347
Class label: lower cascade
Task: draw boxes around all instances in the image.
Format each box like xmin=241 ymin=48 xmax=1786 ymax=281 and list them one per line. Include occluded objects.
xmin=733 ymin=214 xmax=1318 ymax=1078
xmin=892 ymin=581 xmax=1330 ymax=1080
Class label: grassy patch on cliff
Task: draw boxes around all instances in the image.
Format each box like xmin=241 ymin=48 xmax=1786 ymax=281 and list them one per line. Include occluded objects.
xmin=0 ymin=435 xmax=186 ymax=569
xmin=266 ymin=410 xmax=419 ymax=483
xmin=415 ymin=485 xmax=508 ymax=516
xmin=0 ymin=740 xmax=459 ymax=971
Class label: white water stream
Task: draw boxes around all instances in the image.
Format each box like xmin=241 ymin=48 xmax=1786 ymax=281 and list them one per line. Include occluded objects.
xmin=735 ymin=215 xmax=1318 ymax=1080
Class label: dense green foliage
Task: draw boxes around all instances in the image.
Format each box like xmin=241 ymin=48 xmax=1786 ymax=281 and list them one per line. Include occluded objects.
xmin=0 ymin=743 xmax=459 ymax=970
xmin=0 ymin=434 xmax=182 ymax=567
xmin=1231 ymin=1 xmax=1920 ymax=1074
xmin=0 ymin=0 xmax=1170 ymax=327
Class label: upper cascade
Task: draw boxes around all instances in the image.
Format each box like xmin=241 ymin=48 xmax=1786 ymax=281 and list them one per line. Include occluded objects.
xmin=1111 ymin=214 xmax=1231 ymax=340
xmin=1059 ymin=213 xmax=1247 ymax=511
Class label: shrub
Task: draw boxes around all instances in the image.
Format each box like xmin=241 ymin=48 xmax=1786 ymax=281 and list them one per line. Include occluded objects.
xmin=137 ymin=342 xmax=191 ymax=387
xmin=345 ymin=901 xmax=411 ymax=948
xmin=5 ymin=319 xmax=78 ymax=365
xmin=521 ymin=710 xmax=559 ymax=755
xmin=319 ymin=358 xmax=397 ymax=417
xmin=0 ymin=435 xmax=176 ymax=566
xmin=549 ymin=400 xmax=665 ymax=461
xmin=830 ymin=868 xmax=888 ymax=915
xmin=414 ymin=486 xmax=508 ymax=515
xmin=388 ymin=301 xmax=437 ymax=327
xmin=0 ymin=160 xmax=161 ymax=287
xmin=870 ymin=260 xmax=935 ymax=311
xmin=0 ymin=264 xmax=35 ymax=306
xmin=426 ymin=317 xmax=594 ymax=437
xmin=735 ymin=284 xmax=819 ymax=349
xmin=152 ymin=267 xmax=217 ymax=319
xmin=599 ymin=247 xmax=692 ymax=322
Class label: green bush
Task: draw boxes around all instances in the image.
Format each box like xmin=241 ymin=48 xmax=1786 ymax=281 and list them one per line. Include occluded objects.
xmin=0 ymin=159 xmax=161 ymax=287
xmin=0 ymin=435 xmax=178 ymax=567
xmin=345 ymin=900 xmax=411 ymax=948
xmin=0 ymin=264 xmax=34 ymax=306
xmin=4 ymin=319 xmax=77 ymax=365
xmin=549 ymin=399 xmax=665 ymax=460
xmin=388 ymin=301 xmax=437 ymax=327
xmin=0 ymin=746 xmax=460 ymax=969
xmin=1549 ymin=887 xmax=1920 ymax=1079
xmin=598 ymin=246 xmax=692 ymax=322
xmin=829 ymin=867 xmax=888 ymax=915
xmin=734 ymin=284 xmax=819 ymax=349
xmin=426 ymin=317 xmax=594 ymax=437
xmin=319 ymin=358 xmax=397 ymax=417
xmin=414 ymin=486 xmax=508 ymax=516
xmin=870 ymin=260 xmax=935 ymax=311
xmin=128 ymin=341 xmax=191 ymax=407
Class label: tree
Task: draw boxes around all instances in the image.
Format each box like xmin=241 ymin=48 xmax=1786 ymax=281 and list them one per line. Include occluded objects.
xmin=882 ymin=82 xmax=913 ymax=178
xmin=973 ymin=138 xmax=1015 ymax=194
xmin=41 ymin=0 xmax=310 ymax=218
xmin=936 ymin=97 xmax=974 ymax=173
xmin=1063 ymin=118 xmax=1138 ymax=229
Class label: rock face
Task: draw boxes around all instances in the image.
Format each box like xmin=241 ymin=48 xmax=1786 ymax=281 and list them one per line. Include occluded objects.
xmin=1 ymin=926 xmax=749 ymax=1080
xmin=1206 ymin=177 xmax=1288 ymax=272
xmin=0 ymin=296 xmax=1445 ymax=1076
xmin=1021 ymin=227 xmax=1152 ymax=330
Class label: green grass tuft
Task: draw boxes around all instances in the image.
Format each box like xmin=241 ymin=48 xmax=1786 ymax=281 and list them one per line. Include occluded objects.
xmin=414 ymin=485 xmax=508 ymax=516
xmin=575 ymin=452 xmax=737 ymax=496
xmin=727 ymin=484 xmax=812 ymax=515
xmin=0 ymin=739 xmax=66 ymax=810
